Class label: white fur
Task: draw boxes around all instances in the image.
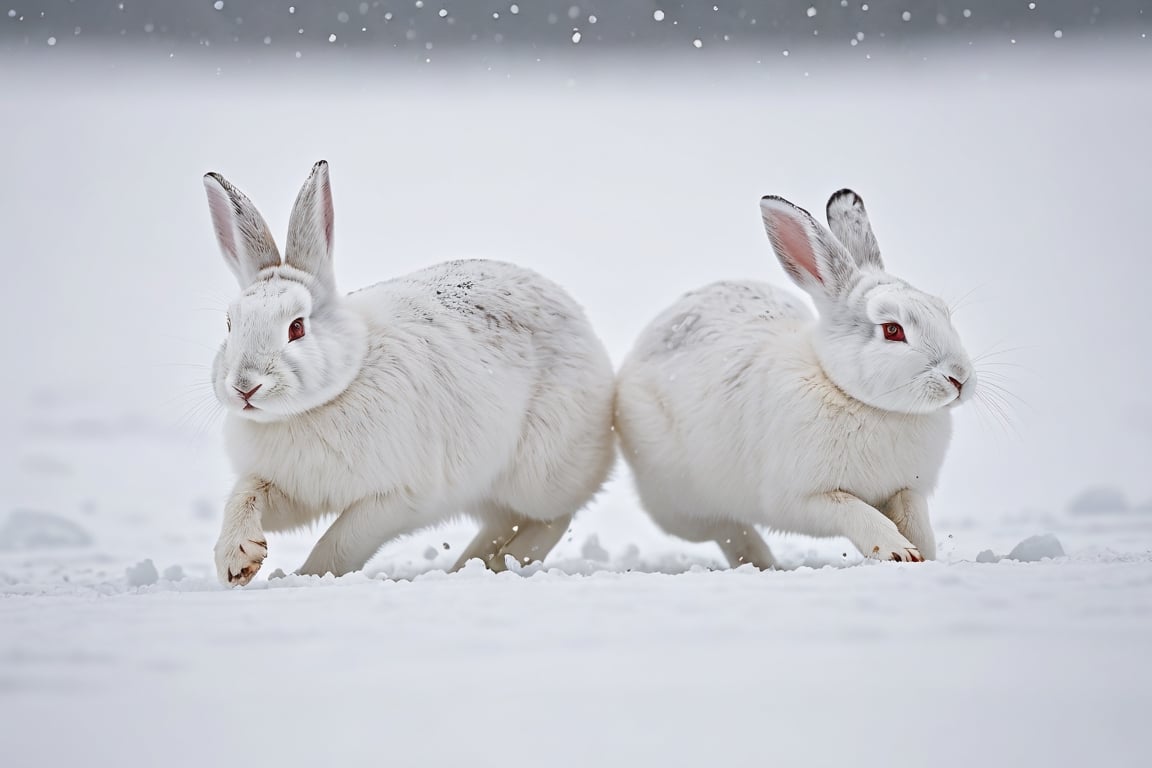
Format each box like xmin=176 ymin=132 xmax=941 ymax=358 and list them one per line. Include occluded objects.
xmin=204 ymin=162 xmax=615 ymax=585
xmin=615 ymin=190 xmax=974 ymax=568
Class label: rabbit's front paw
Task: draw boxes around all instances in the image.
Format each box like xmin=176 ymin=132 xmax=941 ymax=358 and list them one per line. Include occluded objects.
xmin=215 ymin=530 xmax=268 ymax=586
xmin=862 ymin=530 xmax=923 ymax=563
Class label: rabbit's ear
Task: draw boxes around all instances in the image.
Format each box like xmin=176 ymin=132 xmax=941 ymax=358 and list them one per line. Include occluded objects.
xmin=760 ymin=195 xmax=858 ymax=302
xmin=203 ymin=173 xmax=282 ymax=287
xmin=826 ymin=188 xmax=883 ymax=271
xmin=285 ymin=160 xmax=335 ymax=296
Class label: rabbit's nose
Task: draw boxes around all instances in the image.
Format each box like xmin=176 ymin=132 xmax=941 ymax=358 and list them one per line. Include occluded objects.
xmin=947 ymin=376 xmax=963 ymax=395
xmin=234 ymin=383 xmax=262 ymax=401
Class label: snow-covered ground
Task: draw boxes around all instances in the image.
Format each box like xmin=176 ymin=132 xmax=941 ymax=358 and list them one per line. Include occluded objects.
xmin=2 ymin=45 xmax=1151 ymax=766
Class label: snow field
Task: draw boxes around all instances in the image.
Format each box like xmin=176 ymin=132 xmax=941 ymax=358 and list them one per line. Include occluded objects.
xmin=2 ymin=45 xmax=1151 ymax=766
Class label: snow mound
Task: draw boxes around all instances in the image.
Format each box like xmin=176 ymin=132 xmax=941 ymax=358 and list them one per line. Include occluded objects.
xmin=976 ymin=549 xmax=1002 ymax=564
xmin=162 ymin=564 xmax=185 ymax=582
xmin=0 ymin=509 xmax=93 ymax=551
xmin=1008 ymin=534 xmax=1065 ymax=562
xmin=125 ymin=559 xmax=159 ymax=587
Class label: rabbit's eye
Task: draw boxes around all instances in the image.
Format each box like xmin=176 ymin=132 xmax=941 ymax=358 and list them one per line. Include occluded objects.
xmin=882 ymin=322 xmax=906 ymax=343
xmin=288 ymin=318 xmax=306 ymax=342
xmin=226 ymin=316 xmax=231 ymax=333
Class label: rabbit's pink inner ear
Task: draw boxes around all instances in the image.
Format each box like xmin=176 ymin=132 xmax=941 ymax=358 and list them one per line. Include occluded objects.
xmin=320 ymin=168 xmax=334 ymax=251
xmin=205 ymin=181 xmax=239 ymax=264
xmin=770 ymin=210 xmax=823 ymax=285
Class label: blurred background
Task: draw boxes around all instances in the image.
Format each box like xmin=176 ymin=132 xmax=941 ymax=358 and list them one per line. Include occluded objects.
xmin=1 ymin=1 xmax=1150 ymax=581
xmin=1 ymin=1 xmax=1147 ymax=51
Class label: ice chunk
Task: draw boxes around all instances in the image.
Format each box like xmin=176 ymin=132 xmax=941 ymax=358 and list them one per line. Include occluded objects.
xmin=126 ymin=559 xmax=159 ymax=587
xmin=1007 ymin=534 xmax=1065 ymax=562
xmin=0 ymin=509 xmax=93 ymax=551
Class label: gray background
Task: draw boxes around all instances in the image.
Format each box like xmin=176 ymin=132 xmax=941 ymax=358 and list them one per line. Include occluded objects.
xmin=2 ymin=1 xmax=1147 ymax=52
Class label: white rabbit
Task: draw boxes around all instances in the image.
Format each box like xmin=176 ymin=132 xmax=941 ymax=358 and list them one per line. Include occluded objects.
xmin=204 ymin=161 xmax=615 ymax=585
xmin=615 ymin=190 xmax=975 ymax=568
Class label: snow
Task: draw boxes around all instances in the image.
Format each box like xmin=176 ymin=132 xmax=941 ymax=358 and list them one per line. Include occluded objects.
xmin=975 ymin=548 xmax=1001 ymax=563
xmin=1007 ymin=533 xmax=1065 ymax=562
xmin=1068 ymin=486 xmax=1148 ymax=516
xmin=0 ymin=509 xmax=93 ymax=551
xmin=123 ymin=557 xmax=159 ymax=586
xmin=974 ymin=533 xmax=1068 ymax=563
xmin=2 ymin=44 xmax=1152 ymax=766
xmin=4 ymin=555 xmax=1152 ymax=765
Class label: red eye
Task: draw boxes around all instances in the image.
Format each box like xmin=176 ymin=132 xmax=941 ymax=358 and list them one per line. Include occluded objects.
xmin=288 ymin=318 xmax=305 ymax=342
xmin=882 ymin=322 xmax=906 ymax=343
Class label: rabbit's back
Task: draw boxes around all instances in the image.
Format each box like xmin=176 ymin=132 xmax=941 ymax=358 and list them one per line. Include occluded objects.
xmin=357 ymin=259 xmax=587 ymax=344
xmin=625 ymin=280 xmax=812 ymax=366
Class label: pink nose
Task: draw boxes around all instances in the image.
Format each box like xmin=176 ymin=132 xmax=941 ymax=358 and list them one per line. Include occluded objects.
xmin=234 ymin=383 xmax=262 ymax=401
xmin=947 ymin=376 xmax=963 ymax=395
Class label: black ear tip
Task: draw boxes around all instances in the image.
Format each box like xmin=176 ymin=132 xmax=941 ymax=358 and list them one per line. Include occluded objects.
xmin=204 ymin=172 xmax=232 ymax=193
xmin=760 ymin=195 xmax=810 ymax=220
xmin=828 ymin=188 xmax=864 ymax=210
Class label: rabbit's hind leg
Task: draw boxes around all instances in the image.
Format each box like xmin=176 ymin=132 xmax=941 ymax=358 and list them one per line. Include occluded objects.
xmin=714 ymin=523 xmax=778 ymax=570
xmin=491 ymin=513 xmax=573 ymax=571
xmin=451 ymin=506 xmax=573 ymax=572
xmin=450 ymin=516 xmax=516 ymax=572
